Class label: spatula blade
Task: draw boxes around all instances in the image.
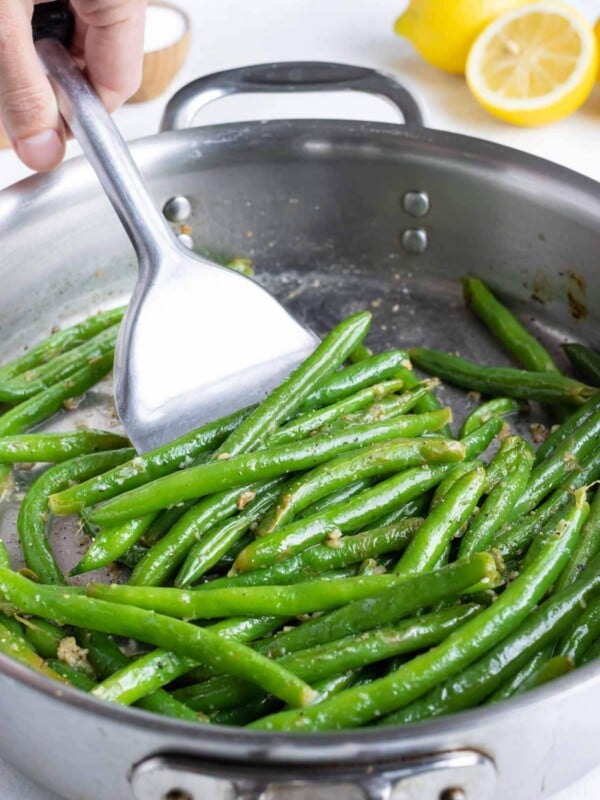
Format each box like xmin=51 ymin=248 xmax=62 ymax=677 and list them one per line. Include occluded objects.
xmin=115 ymin=254 xmax=319 ymax=452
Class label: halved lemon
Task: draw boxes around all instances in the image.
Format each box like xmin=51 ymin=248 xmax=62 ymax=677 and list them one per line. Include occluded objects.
xmin=466 ymin=2 xmax=598 ymax=126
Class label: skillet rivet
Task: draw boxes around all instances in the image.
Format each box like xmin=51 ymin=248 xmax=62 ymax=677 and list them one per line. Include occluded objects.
xmin=401 ymin=228 xmax=428 ymax=254
xmin=163 ymin=789 xmax=193 ymax=800
xmin=439 ymin=788 xmax=466 ymax=800
xmin=402 ymin=191 xmax=430 ymax=217
xmin=177 ymin=233 xmax=195 ymax=250
xmin=163 ymin=196 xmax=192 ymax=222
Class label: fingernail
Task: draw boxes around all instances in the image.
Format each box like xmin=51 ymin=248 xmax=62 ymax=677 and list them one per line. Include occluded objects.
xmin=14 ymin=129 xmax=64 ymax=172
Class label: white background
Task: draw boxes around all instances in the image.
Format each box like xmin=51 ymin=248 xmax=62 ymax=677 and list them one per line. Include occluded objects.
xmin=1 ymin=0 xmax=600 ymax=797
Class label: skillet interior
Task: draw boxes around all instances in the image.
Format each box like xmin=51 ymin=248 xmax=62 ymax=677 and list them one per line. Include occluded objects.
xmin=0 ymin=120 xmax=599 ymax=800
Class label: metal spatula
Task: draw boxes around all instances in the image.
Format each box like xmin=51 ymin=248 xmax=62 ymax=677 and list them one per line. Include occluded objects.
xmin=33 ymin=5 xmax=317 ymax=453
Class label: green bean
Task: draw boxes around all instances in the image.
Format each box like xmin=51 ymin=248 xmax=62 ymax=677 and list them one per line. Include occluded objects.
xmin=89 ymin=411 xmax=452 ymax=526
xmin=348 ymin=343 xmax=372 ymax=363
xmin=212 ymin=672 xmax=355 ymax=727
xmin=0 ymin=567 xmax=316 ymax=708
xmin=493 ymin=450 xmax=600 ymax=559
xmin=212 ymin=695 xmax=282 ymax=726
xmin=486 ymin=645 xmax=555 ymax=703
xmin=0 ymin=430 xmax=129 ymax=463
xmin=535 ymin=393 xmax=600 ymax=464
xmin=269 ymin=380 xmax=405 ymax=446
xmin=459 ymin=398 xmax=522 ymax=438
xmin=0 ymin=353 xmax=114 ymax=437
xmin=557 ymin=596 xmax=600 ymax=662
xmin=368 ymin=494 xmax=431 ymax=529
xmin=70 ymin=516 xmax=155 ymax=576
xmin=0 ymin=307 xmax=124 ymax=384
xmin=0 ymin=325 xmax=119 ymax=402
xmin=459 ymin=442 xmax=534 ymax=557
xmin=300 ymin=350 xmax=409 ymax=412
xmin=234 ymin=419 xmax=500 ymax=574
xmin=384 ymin=523 xmax=600 ymax=726
xmin=483 ymin=434 xmax=528 ymax=493
xmin=128 ymin=482 xmax=267 ymax=587
xmin=0 ymin=612 xmax=25 ymax=639
xmin=0 ymin=540 xmax=10 ymax=569
xmin=47 ymin=660 xmax=97 ymax=691
xmin=48 ymin=406 xmax=253 ymax=516
xmin=176 ymin=605 xmax=481 ymax=714
xmin=175 ymin=479 xmax=290 ymax=585
xmin=463 ymin=277 xmax=559 ymax=373
xmin=562 ymin=343 xmax=600 ymax=386
xmin=382 ymin=363 xmax=452 ymax=437
xmin=555 ymin=488 xmax=600 ymax=592
xmin=0 ymin=619 xmax=66 ymax=681
xmin=22 ymin=617 xmax=64 ymax=658
xmin=250 ymin=491 xmax=586 ymax=731
xmin=409 ymin=348 xmax=594 ymax=405
xmin=78 ymin=630 xmax=200 ymax=721
xmin=395 ymin=466 xmax=486 ymax=575
xmin=250 ymin=437 xmax=464 ymax=538
xmin=580 ymin=635 xmax=600 ymax=665
xmin=327 ymin=384 xmax=439 ymax=430
xmin=88 ymin=574 xmax=416 ymax=619
xmin=233 ymin=465 xmax=449 ymax=573
xmin=142 ymin=504 xmax=194 ymax=547
xmin=257 ymin=553 xmax=499 ymax=659
xmin=509 ymin=410 xmax=600 ymax=519
xmin=517 ymin=655 xmax=574 ymax=689
xmin=18 ymin=449 xmax=134 ymax=584
xmin=215 ymin=311 xmax=371 ymax=458
xmin=199 ymin=520 xmax=423 ymax=589
xmin=430 ymin=461 xmax=482 ymax=509
xmin=297 ymin=478 xmax=376 ymax=520
xmin=91 ymin=616 xmax=283 ymax=705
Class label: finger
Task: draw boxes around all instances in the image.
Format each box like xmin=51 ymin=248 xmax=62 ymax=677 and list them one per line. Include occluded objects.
xmin=0 ymin=0 xmax=66 ymax=170
xmin=71 ymin=0 xmax=146 ymax=111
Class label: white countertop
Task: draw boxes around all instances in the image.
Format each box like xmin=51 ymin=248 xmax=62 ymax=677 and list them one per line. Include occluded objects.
xmin=1 ymin=0 xmax=600 ymax=797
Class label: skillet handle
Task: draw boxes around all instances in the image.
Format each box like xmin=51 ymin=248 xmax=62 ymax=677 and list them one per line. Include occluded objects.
xmin=160 ymin=61 xmax=424 ymax=132
xmin=130 ymin=749 xmax=496 ymax=800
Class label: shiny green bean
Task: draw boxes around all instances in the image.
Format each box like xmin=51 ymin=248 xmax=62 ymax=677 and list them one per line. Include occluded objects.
xmin=234 ymin=419 xmax=500 ymax=573
xmin=409 ymin=348 xmax=594 ymax=405
xmin=251 ymin=437 xmax=463 ymax=538
xmin=89 ymin=411 xmax=452 ymax=526
xmin=0 ymin=430 xmax=129 ymax=463
xmin=18 ymin=449 xmax=133 ymax=584
xmin=250 ymin=492 xmax=586 ymax=731
xmin=199 ymin=520 xmax=423 ymax=589
xmin=0 ymin=567 xmax=316 ymax=708
xmin=395 ymin=466 xmax=486 ymax=575
xmin=459 ymin=441 xmax=534 ymax=557
xmin=562 ymin=343 xmax=600 ymax=386
xmin=300 ymin=349 xmax=409 ymax=412
xmin=175 ymin=479 xmax=289 ymax=585
xmin=0 ymin=307 xmax=124 ymax=385
xmin=463 ymin=277 xmax=559 ymax=373
xmin=0 ymin=325 xmax=119 ymax=402
xmin=459 ymin=397 xmax=522 ymax=438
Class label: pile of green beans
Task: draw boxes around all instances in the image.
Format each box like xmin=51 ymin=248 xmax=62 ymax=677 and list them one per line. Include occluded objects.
xmin=0 ymin=287 xmax=599 ymax=732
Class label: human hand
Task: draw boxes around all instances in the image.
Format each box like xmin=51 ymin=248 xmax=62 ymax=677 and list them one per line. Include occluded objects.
xmin=0 ymin=0 xmax=146 ymax=171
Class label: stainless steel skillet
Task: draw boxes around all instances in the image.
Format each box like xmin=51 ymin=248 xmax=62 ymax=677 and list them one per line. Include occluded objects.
xmin=0 ymin=62 xmax=599 ymax=800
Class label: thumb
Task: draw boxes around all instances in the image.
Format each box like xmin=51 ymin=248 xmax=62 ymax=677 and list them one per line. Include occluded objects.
xmin=0 ymin=0 xmax=66 ymax=171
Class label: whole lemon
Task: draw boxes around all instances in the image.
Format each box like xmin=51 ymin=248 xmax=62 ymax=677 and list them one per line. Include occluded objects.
xmin=394 ymin=0 xmax=534 ymax=74
xmin=595 ymin=18 xmax=600 ymax=79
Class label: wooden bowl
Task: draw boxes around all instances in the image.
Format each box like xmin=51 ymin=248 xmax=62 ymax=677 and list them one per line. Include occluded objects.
xmin=128 ymin=1 xmax=191 ymax=104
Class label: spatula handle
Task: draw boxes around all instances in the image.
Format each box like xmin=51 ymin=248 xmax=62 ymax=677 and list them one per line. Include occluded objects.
xmin=33 ymin=14 xmax=174 ymax=272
